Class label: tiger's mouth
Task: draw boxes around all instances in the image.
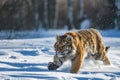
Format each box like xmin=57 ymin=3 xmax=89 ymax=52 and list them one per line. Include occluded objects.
xmin=56 ymin=52 xmax=66 ymax=57
xmin=57 ymin=54 xmax=64 ymax=57
xmin=55 ymin=46 xmax=75 ymax=58
xmin=56 ymin=49 xmax=69 ymax=57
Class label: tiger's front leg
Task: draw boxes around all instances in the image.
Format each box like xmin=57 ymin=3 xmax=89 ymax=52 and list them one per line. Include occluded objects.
xmin=70 ymin=53 xmax=84 ymax=73
xmin=48 ymin=55 xmax=65 ymax=70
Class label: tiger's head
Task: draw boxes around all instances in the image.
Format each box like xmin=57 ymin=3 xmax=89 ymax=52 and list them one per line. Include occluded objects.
xmin=54 ymin=33 xmax=77 ymax=57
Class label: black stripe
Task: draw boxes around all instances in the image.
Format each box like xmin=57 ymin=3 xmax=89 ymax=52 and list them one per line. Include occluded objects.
xmin=59 ymin=58 xmax=63 ymax=65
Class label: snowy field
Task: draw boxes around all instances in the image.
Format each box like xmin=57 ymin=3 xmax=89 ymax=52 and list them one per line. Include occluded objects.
xmin=0 ymin=29 xmax=120 ymax=80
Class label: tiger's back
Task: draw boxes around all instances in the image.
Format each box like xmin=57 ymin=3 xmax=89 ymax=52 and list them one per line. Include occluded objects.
xmin=76 ymin=29 xmax=105 ymax=59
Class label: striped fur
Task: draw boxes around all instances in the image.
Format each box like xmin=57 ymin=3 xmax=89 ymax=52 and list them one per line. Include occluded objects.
xmin=52 ymin=28 xmax=110 ymax=73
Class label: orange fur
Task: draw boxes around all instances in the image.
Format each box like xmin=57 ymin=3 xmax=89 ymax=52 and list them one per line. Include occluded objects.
xmin=53 ymin=28 xmax=110 ymax=73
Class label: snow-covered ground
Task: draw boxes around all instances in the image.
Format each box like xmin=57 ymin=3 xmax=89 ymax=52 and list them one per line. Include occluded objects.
xmin=0 ymin=29 xmax=120 ymax=80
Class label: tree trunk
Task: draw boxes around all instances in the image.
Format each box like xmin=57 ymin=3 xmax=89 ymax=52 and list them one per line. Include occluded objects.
xmin=32 ymin=0 xmax=39 ymax=30
xmin=53 ymin=0 xmax=58 ymax=29
xmin=115 ymin=0 xmax=120 ymax=29
xmin=79 ymin=0 xmax=84 ymax=18
xmin=67 ymin=0 xmax=73 ymax=30
xmin=44 ymin=0 xmax=48 ymax=30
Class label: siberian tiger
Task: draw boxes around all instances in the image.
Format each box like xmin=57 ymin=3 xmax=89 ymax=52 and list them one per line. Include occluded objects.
xmin=48 ymin=28 xmax=110 ymax=73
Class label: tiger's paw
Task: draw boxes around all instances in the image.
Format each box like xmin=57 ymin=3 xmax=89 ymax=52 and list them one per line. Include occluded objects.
xmin=48 ymin=62 xmax=59 ymax=70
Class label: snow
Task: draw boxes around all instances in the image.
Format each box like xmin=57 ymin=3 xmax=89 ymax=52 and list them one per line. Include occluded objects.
xmin=0 ymin=29 xmax=120 ymax=80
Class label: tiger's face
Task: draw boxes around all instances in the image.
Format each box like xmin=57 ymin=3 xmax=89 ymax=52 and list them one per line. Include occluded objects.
xmin=54 ymin=34 xmax=76 ymax=57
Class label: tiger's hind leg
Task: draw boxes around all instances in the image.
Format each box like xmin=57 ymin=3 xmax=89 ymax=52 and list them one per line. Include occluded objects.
xmin=101 ymin=54 xmax=111 ymax=65
xmin=100 ymin=46 xmax=111 ymax=65
xmin=93 ymin=46 xmax=111 ymax=65
xmin=96 ymin=51 xmax=111 ymax=65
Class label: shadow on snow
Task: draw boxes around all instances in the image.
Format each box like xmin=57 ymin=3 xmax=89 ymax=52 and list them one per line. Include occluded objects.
xmin=9 ymin=74 xmax=58 ymax=80
xmin=0 ymin=61 xmax=48 ymax=72
xmin=15 ymin=50 xmax=38 ymax=56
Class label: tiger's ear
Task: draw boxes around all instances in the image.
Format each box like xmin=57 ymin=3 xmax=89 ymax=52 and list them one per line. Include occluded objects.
xmin=66 ymin=35 xmax=73 ymax=42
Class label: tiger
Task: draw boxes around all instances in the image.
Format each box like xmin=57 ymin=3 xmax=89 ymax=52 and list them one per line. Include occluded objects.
xmin=48 ymin=28 xmax=111 ymax=73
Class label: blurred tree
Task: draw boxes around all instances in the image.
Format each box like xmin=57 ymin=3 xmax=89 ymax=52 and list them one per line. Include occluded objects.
xmin=44 ymin=0 xmax=48 ymax=30
xmin=73 ymin=0 xmax=85 ymax=29
xmin=116 ymin=0 xmax=120 ymax=29
xmin=57 ymin=0 xmax=67 ymax=29
xmin=0 ymin=0 xmax=37 ymax=30
xmin=0 ymin=0 xmax=118 ymax=30
xmin=48 ymin=0 xmax=56 ymax=28
xmin=73 ymin=0 xmax=80 ymax=29
xmin=84 ymin=0 xmax=117 ymax=30
xmin=32 ymin=0 xmax=39 ymax=30
xmin=79 ymin=0 xmax=84 ymax=18
xmin=116 ymin=11 xmax=120 ymax=29
xmin=67 ymin=0 xmax=73 ymax=30
xmin=53 ymin=0 xmax=58 ymax=29
xmin=38 ymin=0 xmax=44 ymax=28
xmin=105 ymin=0 xmax=117 ymax=29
